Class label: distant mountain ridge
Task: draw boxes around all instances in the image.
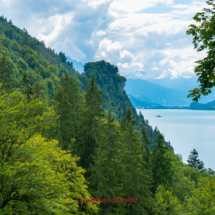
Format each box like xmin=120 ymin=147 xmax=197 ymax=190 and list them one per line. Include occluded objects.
xmin=149 ymin=77 xmax=215 ymax=104
xmin=128 ymin=94 xmax=163 ymax=108
xmin=189 ymin=100 xmax=215 ymax=110
xmin=125 ymin=79 xmax=192 ymax=107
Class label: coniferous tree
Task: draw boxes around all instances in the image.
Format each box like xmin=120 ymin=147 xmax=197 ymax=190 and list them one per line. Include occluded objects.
xmin=151 ymin=133 xmax=173 ymax=193
xmin=78 ymin=76 xmax=105 ymax=175
xmin=20 ymin=72 xmax=33 ymax=100
xmin=0 ymin=55 xmax=13 ymax=93
xmin=54 ymin=73 xmax=84 ymax=151
xmin=121 ymin=109 xmax=153 ymax=215
xmin=187 ymin=148 xmax=205 ymax=171
xmin=139 ymin=111 xmax=146 ymax=124
xmin=90 ymin=110 xmax=125 ymax=214
xmin=33 ymin=81 xmax=44 ymax=99
xmin=59 ymin=52 xmax=67 ymax=63
xmin=22 ymin=33 xmax=29 ymax=46
xmin=141 ymin=125 xmax=151 ymax=163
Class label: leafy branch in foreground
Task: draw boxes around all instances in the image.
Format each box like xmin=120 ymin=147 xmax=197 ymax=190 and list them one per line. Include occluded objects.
xmin=187 ymin=0 xmax=215 ymax=101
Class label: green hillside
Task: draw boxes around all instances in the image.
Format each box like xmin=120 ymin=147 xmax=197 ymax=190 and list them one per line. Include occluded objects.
xmin=0 ymin=16 xmax=171 ymax=147
xmin=0 ymin=15 xmax=89 ymax=98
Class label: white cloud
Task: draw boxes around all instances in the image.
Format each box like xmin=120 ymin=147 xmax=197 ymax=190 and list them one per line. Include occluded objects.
xmin=172 ymin=4 xmax=190 ymax=9
xmin=155 ymin=70 xmax=169 ymax=79
xmin=37 ymin=13 xmax=74 ymax=45
xmin=109 ymin=0 xmax=174 ymax=13
xmin=171 ymin=2 xmax=207 ymax=15
xmin=97 ymin=38 xmax=135 ymax=62
xmin=152 ymin=66 xmax=159 ymax=71
xmin=155 ymin=46 xmax=207 ymax=79
xmin=120 ymin=50 xmax=134 ymax=59
xmin=96 ymin=38 xmax=145 ymax=77
xmin=0 ymin=0 xmax=14 ymax=7
xmin=95 ymin=30 xmax=107 ymax=36
xmin=117 ymin=62 xmax=145 ymax=78
xmin=98 ymin=38 xmax=121 ymax=52
xmin=83 ymin=0 xmax=112 ymax=9
xmin=151 ymin=62 xmax=160 ymax=71
xmin=87 ymin=40 xmax=94 ymax=44
xmin=109 ymin=13 xmax=191 ymax=35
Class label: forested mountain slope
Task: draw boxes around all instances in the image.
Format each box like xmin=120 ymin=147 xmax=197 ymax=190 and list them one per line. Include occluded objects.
xmin=0 ymin=16 xmax=171 ymax=147
xmin=0 ymin=15 xmax=89 ymax=97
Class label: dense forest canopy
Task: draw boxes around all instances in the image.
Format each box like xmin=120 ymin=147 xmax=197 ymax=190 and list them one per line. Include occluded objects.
xmin=0 ymin=4 xmax=215 ymax=214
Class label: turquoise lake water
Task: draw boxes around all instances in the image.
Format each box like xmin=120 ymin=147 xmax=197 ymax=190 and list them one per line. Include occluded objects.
xmin=137 ymin=109 xmax=215 ymax=170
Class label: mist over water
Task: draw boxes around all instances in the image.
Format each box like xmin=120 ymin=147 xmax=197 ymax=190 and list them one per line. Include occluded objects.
xmin=138 ymin=109 xmax=215 ymax=170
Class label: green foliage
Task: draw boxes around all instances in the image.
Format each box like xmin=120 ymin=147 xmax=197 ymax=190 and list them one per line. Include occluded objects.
xmin=54 ymin=73 xmax=84 ymax=151
xmin=89 ymin=110 xmax=125 ymax=214
xmin=0 ymin=89 xmax=98 ymax=214
xmin=0 ymin=21 xmax=80 ymax=101
xmin=141 ymin=125 xmax=151 ymax=163
xmin=78 ymin=76 xmax=105 ymax=174
xmin=154 ymin=174 xmax=215 ymax=214
xmin=187 ymin=148 xmax=205 ymax=171
xmin=33 ymin=81 xmax=45 ymax=99
xmin=0 ymin=55 xmax=13 ymax=92
xmin=1 ymin=135 xmax=97 ymax=215
xmin=184 ymin=177 xmax=215 ymax=214
xmin=120 ymin=109 xmax=153 ymax=214
xmin=59 ymin=51 xmax=67 ymax=63
xmin=153 ymin=185 xmax=183 ymax=215
xmin=84 ymin=61 xmax=132 ymax=120
xmin=187 ymin=0 xmax=215 ymax=101
xmin=151 ymin=133 xmax=174 ymax=193
xmin=20 ymin=72 xmax=33 ymax=100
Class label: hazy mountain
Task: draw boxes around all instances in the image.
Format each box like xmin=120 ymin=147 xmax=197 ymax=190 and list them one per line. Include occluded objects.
xmin=125 ymin=79 xmax=192 ymax=106
xmin=189 ymin=100 xmax=215 ymax=110
xmin=149 ymin=77 xmax=198 ymax=92
xmin=148 ymin=77 xmax=215 ymax=104
xmin=128 ymin=94 xmax=163 ymax=108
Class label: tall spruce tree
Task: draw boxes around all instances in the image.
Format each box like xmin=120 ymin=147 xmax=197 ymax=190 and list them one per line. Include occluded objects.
xmin=78 ymin=76 xmax=105 ymax=176
xmin=120 ymin=109 xmax=153 ymax=215
xmin=0 ymin=55 xmax=13 ymax=93
xmin=141 ymin=125 xmax=152 ymax=163
xmin=20 ymin=72 xmax=33 ymax=100
xmin=89 ymin=110 xmax=125 ymax=214
xmin=54 ymin=73 xmax=84 ymax=151
xmin=33 ymin=81 xmax=44 ymax=99
xmin=151 ymin=133 xmax=173 ymax=193
xmin=187 ymin=148 xmax=205 ymax=171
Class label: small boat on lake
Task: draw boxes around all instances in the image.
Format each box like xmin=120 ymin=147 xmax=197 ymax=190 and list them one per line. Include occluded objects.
xmin=156 ymin=115 xmax=162 ymax=117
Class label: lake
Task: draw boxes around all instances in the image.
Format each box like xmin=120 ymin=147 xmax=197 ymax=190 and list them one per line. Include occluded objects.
xmin=137 ymin=109 xmax=215 ymax=170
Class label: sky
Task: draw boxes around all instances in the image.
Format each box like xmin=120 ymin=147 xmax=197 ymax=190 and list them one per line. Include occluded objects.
xmin=0 ymin=0 xmax=210 ymax=80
